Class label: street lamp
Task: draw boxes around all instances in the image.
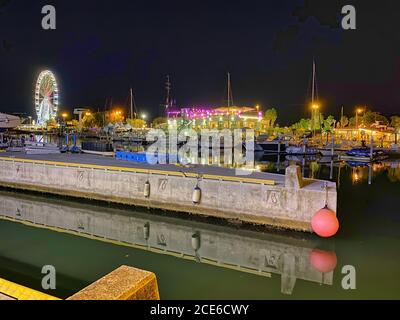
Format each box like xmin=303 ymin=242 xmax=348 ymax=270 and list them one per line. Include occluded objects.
xmin=311 ymin=104 xmax=320 ymax=137
xmin=355 ymin=107 xmax=363 ymax=130
xmin=141 ymin=113 xmax=147 ymax=120
xmin=60 ymin=113 xmax=68 ymax=134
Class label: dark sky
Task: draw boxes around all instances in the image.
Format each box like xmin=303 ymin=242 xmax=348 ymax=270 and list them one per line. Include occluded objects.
xmin=0 ymin=0 xmax=399 ymax=125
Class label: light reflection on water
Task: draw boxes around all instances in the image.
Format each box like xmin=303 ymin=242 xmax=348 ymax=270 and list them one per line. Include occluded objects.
xmin=0 ymin=154 xmax=399 ymax=299
xmin=254 ymin=154 xmax=400 ymax=187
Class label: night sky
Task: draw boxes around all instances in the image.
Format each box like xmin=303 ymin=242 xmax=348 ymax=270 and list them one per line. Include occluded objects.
xmin=0 ymin=0 xmax=399 ymax=125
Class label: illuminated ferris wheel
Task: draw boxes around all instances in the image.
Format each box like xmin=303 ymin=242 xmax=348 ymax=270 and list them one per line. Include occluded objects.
xmin=35 ymin=70 xmax=59 ymax=125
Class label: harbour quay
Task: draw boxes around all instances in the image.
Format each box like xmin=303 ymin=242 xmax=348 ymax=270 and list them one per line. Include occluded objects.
xmin=0 ymin=189 xmax=335 ymax=295
xmin=0 ymin=152 xmax=337 ymax=233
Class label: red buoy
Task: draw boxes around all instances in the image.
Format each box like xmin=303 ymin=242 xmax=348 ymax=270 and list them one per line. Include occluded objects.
xmin=309 ymin=249 xmax=337 ymax=273
xmin=311 ymin=207 xmax=339 ymax=238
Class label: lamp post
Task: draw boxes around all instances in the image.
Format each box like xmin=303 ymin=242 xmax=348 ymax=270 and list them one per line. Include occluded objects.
xmin=355 ymin=108 xmax=363 ymax=129
xmin=61 ymin=113 xmax=68 ymax=136
xmin=355 ymin=108 xmax=363 ymax=141
xmin=61 ymin=112 xmax=68 ymax=123
xmin=113 ymin=110 xmax=123 ymax=123
xmin=141 ymin=114 xmax=147 ymax=128
xmin=311 ymin=104 xmax=320 ymax=137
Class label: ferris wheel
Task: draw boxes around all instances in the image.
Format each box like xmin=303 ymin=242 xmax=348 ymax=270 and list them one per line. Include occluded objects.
xmin=35 ymin=70 xmax=59 ymax=125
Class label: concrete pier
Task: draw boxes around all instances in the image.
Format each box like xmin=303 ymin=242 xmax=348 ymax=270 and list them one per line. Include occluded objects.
xmin=0 ymin=153 xmax=337 ymax=232
xmin=68 ymin=265 xmax=160 ymax=300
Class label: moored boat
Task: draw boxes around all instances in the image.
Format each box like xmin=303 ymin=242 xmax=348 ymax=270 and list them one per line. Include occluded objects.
xmin=286 ymin=145 xmax=320 ymax=155
xmin=256 ymin=135 xmax=288 ymax=153
xmin=340 ymin=147 xmax=388 ymax=162
xmin=25 ymin=142 xmax=61 ymax=155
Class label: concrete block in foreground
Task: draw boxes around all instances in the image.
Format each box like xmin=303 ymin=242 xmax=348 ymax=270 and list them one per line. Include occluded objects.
xmin=67 ymin=265 xmax=160 ymax=300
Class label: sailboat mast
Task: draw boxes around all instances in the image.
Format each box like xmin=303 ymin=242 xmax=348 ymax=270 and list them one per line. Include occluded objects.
xmin=341 ymin=106 xmax=344 ymax=128
xmin=311 ymin=60 xmax=316 ymax=105
xmin=227 ymin=73 xmax=231 ymax=107
xmin=165 ymin=75 xmax=171 ymax=111
xmin=130 ymin=88 xmax=134 ymax=120
xmin=227 ymin=72 xmax=233 ymax=107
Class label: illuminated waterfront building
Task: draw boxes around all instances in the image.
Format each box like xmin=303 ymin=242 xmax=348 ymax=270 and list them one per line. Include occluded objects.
xmin=167 ymin=105 xmax=266 ymax=131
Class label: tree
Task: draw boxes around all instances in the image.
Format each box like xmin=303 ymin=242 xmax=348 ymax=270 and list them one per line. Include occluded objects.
xmin=127 ymin=118 xmax=147 ymax=128
xmin=349 ymin=116 xmax=356 ymax=127
xmin=291 ymin=118 xmax=311 ymax=132
xmin=152 ymin=117 xmax=167 ymax=128
xmin=340 ymin=115 xmax=349 ymax=128
xmin=391 ymin=116 xmax=400 ymax=130
xmin=70 ymin=119 xmax=79 ymax=128
xmin=362 ymin=111 xmax=388 ymax=126
xmin=323 ymin=115 xmax=336 ymax=133
xmin=93 ymin=112 xmax=105 ymax=128
xmin=264 ymin=108 xmax=278 ymax=128
xmin=311 ymin=111 xmax=323 ymax=130
xmin=82 ymin=114 xmax=95 ymax=128
xmin=45 ymin=118 xmax=57 ymax=128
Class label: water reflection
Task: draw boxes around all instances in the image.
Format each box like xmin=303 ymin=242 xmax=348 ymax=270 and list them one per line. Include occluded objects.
xmin=255 ymin=153 xmax=400 ymax=187
xmin=0 ymin=147 xmax=399 ymax=298
xmin=0 ymin=190 xmax=336 ymax=295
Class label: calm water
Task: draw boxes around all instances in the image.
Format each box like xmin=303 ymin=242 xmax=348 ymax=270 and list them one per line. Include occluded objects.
xmin=0 ymin=157 xmax=399 ymax=299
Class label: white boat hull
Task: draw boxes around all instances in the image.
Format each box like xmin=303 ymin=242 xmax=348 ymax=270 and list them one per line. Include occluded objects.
xmin=25 ymin=148 xmax=61 ymax=155
xmin=0 ymin=113 xmax=21 ymax=129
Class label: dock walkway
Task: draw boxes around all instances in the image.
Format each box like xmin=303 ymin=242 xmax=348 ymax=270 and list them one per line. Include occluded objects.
xmin=0 ymin=152 xmax=284 ymax=186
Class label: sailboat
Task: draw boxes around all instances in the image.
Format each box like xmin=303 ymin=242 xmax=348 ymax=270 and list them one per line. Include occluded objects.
xmin=286 ymin=60 xmax=322 ymax=157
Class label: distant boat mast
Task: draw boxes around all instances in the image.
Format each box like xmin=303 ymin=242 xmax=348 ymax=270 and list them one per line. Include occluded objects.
xmin=227 ymin=72 xmax=234 ymax=107
xmin=311 ymin=60 xmax=318 ymax=105
xmin=310 ymin=59 xmax=320 ymax=136
xmin=165 ymin=75 xmax=172 ymax=113
xmin=129 ymin=88 xmax=137 ymax=119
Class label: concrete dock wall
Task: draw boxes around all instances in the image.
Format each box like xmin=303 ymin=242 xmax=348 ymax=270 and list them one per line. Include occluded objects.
xmin=0 ymin=157 xmax=337 ymax=232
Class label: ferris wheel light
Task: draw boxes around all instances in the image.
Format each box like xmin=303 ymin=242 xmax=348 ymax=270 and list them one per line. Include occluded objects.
xmin=35 ymin=70 xmax=59 ymax=126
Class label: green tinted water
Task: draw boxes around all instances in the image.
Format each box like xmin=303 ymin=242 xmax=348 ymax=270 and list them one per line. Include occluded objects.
xmin=0 ymin=158 xmax=399 ymax=299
